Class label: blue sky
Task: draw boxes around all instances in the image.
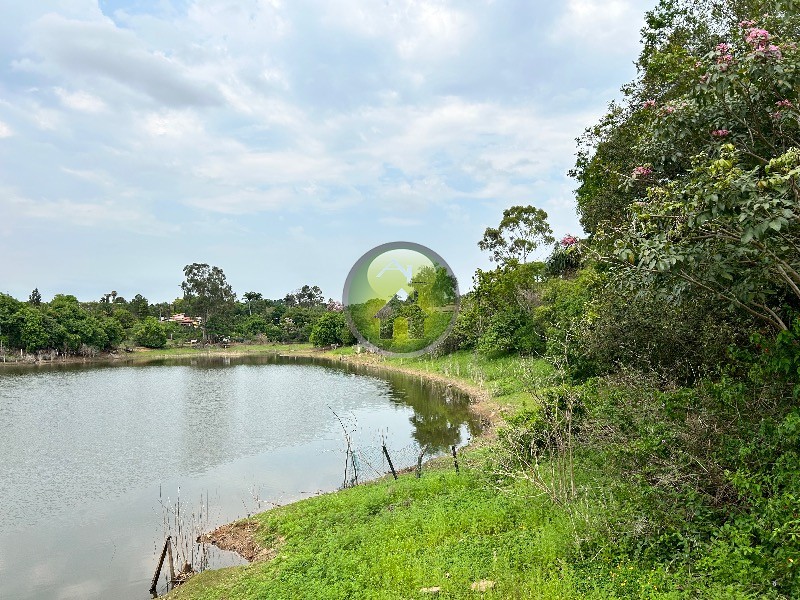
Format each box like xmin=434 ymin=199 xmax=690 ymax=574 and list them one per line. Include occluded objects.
xmin=0 ymin=0 xmax=655 ymax=303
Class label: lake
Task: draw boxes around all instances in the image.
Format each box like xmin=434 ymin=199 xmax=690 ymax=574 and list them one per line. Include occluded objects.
xmin=0 ymin=354 xmax=480 ymax=599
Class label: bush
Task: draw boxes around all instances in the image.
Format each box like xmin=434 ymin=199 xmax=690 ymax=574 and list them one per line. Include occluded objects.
xmin=583 ymin=289 xmax=748 ymax=383
xmin=135 ymin=317 xmax=167 ymax=348
xmin=310 ymin=311 xmax=351 ymax=347
xmin=545 ymin=239 xmax=582 ymax=277
xmin=477 ymin=308 xmax=542 ymax=356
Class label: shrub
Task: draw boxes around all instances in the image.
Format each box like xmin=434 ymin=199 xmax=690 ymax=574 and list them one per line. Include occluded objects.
xmin=135 ymin=317 xmax=168 ymax=348
xmin=309 ymin=311 xmax=351 ymax=347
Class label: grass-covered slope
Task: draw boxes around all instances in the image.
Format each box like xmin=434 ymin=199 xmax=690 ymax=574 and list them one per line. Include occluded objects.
xmin=166 ymin=349 xmax=799 ymax=599
xmin=168 ymin=457 xmax=591 ymax=600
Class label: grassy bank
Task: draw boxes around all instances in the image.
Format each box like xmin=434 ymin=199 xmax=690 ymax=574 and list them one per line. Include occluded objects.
xmin=160 ymin=351 xmax=661 ymax=600
xmin=169 ymin=456 xmax=590 ymax=600
xmin=129 ymin=343 xmax=315 ymax=360
xmin=161 ymin=349 xmax=798 ymax=599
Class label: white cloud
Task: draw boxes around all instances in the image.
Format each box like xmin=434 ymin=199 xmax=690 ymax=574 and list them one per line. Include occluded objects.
xmin=143 ymin=110 xmax=203 ymax=137
xmin=551 ymin=0 xmax=643 ymax=53
xmin=4 ymin=189 xmax=177 ymax=236
xmin=0 ymin=0 xmax=656 ymax=299
xmin=55 ymin=88 xmax=106 ymax=113
xmin=60 ymin=167 xmax=115 ymax=187
xmin=32 ymin=106 xmax=61 ymax=130
xmin=17 ymin=13 xmax=223 ymax=108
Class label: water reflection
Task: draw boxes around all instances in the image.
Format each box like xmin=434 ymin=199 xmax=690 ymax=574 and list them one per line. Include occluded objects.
xmin=0 ymin=354 xmax=481 ymax=599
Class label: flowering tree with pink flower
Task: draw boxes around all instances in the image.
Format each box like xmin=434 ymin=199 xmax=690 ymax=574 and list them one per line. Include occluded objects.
xmin=546 ymin=234 xmax=583 ymax=276
xmin=616 ymin=15 xmax=800 ymax=331
xmin=574 ymin=3 xmax=800 ymax=332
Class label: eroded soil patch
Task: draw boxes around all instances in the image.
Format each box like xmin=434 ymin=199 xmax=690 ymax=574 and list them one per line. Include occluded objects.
xmin=198 ymin=521 xmax=283 ymax=563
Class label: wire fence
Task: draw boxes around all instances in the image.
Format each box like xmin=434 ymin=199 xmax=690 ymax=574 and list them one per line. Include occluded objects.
xmin=150 ymin=416 xmax=466 ymax=596
xmin=356 ymin=442 xmax=424 ymax=478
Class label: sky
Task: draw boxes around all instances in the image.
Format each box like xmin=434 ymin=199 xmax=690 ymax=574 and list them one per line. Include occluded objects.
xmin=0 ymin=0 xmax=656 ymax=304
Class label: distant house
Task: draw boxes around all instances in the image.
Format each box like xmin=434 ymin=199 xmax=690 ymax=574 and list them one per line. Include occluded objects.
xmin=374 ymin=294 xmax=426 ymax=340
xmin=162 ymin=313 xmax=202 ymax=328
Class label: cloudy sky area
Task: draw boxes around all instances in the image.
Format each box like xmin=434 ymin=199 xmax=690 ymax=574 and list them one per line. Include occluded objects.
xmin=0 ymin=0 xmax=655 ymax=303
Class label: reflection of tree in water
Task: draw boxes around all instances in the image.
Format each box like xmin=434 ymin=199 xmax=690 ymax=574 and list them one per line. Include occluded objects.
xmin=380 ymin=373 xmax=482 ymax=453
xmin=157 ymin=355 xmax=481 ymax=458
xmin=178 ymin=362 xmax=238 ymax=474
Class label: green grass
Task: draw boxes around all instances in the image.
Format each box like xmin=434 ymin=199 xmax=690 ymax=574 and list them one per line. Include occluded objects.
xmin=168 ymin=458 xmax=585 ymax=600
xmin=167 ymin=454 xmax=707 ymax=599
xmin=164 ymin=350 xmax=764 ymax=599
xmin=386 ymin=350 xmax=554 ymax=411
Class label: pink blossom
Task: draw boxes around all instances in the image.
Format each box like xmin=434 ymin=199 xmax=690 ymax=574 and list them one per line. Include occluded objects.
xmin=699 ymin=74 xmax=709 ymax=83
xmin=642 ymin=99 xmax=656 ymax=109
xmin=776 ymin=99 xmax=794 ymax=108
xmin=711 ymin=129 xmax=730 ymax=137
xmin=632 ymin=166 xmax=652 ymax=178
xmin=770 ymin=111 xmax=783 ymax=120
xmin=746 ymin=28 xmax=771 ymax=48
xmin=663 ymin=105 xmax=676 ymax=114
xmin=560 ymin=234 xmax=579 ymax=247
xmin=764 ymin=44 xmax=782 ymax=58
xmin=717 ymin=53 xmax=733 ymax=64
xmin=716 ymin=43 xmax=730 ymax=53
xmin=739 ymin=20 xmax=755 ymax=28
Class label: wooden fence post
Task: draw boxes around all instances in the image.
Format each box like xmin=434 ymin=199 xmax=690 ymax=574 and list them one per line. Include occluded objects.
xmin=382 ymin=444 xmax=398 ymax=480
xmin=149 ymin=535 xmax=171 ymax=596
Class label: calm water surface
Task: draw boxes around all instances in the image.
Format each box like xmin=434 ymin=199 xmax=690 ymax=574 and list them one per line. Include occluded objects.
xmin=0 ymin=355 xmax=480 ymax=599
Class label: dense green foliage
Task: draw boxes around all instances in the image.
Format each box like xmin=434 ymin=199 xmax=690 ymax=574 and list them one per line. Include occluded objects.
xmin=135 ymin=317 xmax=168 ymax=349
xmin=309 ymin=311 xmax=354 ymax=347
xmin=0 ymin=267 xmax=344 ymax=358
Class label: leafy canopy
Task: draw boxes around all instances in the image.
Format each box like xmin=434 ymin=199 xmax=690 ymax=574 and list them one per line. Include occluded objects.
xmin=479 ymin=205 xmax=554 ymax=265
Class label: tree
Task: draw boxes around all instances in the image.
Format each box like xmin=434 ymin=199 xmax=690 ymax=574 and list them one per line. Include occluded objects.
xmin=47 ymin=294 xmax=110 ymax=352
xmin=101 ymin=316 xmax=125 ymax=348
xmin=128 ymin=294 xmax=149 ymax=320
xmin=479 ymin=205 xmax=554 ymax=265
xmin=237 ymin=314 xmax=269 ymax=338
xmin=135 ymin=317 xmax=167 ymax=349
xmin=284 ymin=285 xmax=324 ymax=308
xmin=181 ymin=263 xmax=236 ymax=340
xmin=412 ymin=265 xmax=458 ymax=308
xmin=13 ymin=306 xmax=52 ymax=352
xmin=111 ymin=307 xmax=136 ymax=330
xmin=243 ymin=291 xmax=262 ymax=315
xmin=28 ymin=288 xmax=41 ymax=306
xmin=614 ymin=17 xmax=800 ymax=331
xmin=309 ymin=311 xmax=352 ymax=347
xmin=570 ymin=0 xmax=796 ymax=237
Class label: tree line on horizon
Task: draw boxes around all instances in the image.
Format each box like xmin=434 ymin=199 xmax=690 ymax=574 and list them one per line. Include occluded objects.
xmin=0 ymin=269 xmax=353 ymax=355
